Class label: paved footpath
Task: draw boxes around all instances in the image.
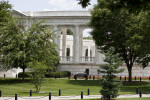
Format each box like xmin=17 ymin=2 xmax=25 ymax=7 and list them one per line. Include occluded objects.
xmin=1 ymin=94 xmax=150 ymax=100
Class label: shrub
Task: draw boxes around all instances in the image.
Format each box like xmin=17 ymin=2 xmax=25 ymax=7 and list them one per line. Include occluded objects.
xmin=28 ymin=61 xmax=47 ymax=92
xmin=99 ymin=47 xmax=124 ymax=99
xmin=45 ymin=71 xmax=71 ymax=78
xmin=18 ymin=72 xmax=32 ymax=78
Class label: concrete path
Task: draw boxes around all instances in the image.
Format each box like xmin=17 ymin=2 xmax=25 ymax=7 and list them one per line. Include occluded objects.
xmin=1 ymin=94 xmax=150 ymax=100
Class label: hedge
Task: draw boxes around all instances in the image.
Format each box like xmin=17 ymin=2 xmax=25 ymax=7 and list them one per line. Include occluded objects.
xmin=18 ymin=72 xmax=32 ymax=78
xmin=45 ymin=71 xmax=71 ymax=78
xmin=18 ymin=71 xmax=71 ymax=78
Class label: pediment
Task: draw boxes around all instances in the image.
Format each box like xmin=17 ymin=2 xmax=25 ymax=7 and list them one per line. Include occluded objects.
xmin=11 ymin=9 xmax=29 ymax=18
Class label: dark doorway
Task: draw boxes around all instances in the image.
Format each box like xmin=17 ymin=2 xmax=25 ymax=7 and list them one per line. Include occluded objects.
xmin=85 ymin=69 xmax=89 ymax=75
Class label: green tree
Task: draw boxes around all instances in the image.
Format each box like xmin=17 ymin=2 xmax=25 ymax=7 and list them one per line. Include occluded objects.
xmin=78 ymin=0 xmax=150 ymax=13
xmin=0 ymin=19 xmax=60 ymax=81
xmin=77 ymin=0 xmax=91 ymax=8
xmin=0 ymin=18 xmax=25 ymax=70
xmin=83 ymin=36 xmax=92 ymax=40
xmin=28 ymin=61 xmax=47 ymax=92
xmin=103 ymin=0 xmax=150 ymax=14
xmin=0 ymin=1 xmax=12 ymax=23
xmin=136 ymin=11 xmax=150 ymax=67
xmin=89 ymin=0 xmax=150 ymax=81
xmin=67 ymin=29 xmax=73 ymax=35
xmin=27 ymin=21 xmax=60 ymax=70
xmin=100 ymin=47 xmax=124 ymax=100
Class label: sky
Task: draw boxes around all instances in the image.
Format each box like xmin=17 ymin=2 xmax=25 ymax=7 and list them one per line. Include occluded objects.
xmin=7 ymin=0 xmax=97 ymax=11
xmin=6 ymin=0 xmax=97 ymax=37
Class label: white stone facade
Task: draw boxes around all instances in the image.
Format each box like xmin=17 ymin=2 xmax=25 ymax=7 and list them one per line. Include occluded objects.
xmin=58 ymin=64 xmax=150 ymax=77
xmin=0 ymin=10 xmax=150 ymax=77
xmin=0 ymin=67 xmax=22 ymax=78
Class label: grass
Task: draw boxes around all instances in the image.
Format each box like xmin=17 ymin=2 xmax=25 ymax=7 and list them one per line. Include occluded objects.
xmin=77 ymin=97 xmax=150 ymax=100
xmin=118 ymin=98 xmax=150 ymax=100
xmin=0 ymin=78 xmax=150 ymax=97
xmin=0 ymin=78 xmax=101 ymax=97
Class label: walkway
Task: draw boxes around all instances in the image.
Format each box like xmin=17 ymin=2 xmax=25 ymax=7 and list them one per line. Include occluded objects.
xmin=1 ymin=94 xmax=150 ymax=100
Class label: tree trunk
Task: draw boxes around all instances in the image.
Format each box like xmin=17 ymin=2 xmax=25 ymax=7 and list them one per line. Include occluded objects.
xmin=22 ymin=67 xmax=25 ymax=82
xmin=127 ymin=66 xmax=132 ymax=82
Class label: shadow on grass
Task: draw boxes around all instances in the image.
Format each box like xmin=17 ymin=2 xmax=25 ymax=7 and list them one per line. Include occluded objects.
xmin=122 ymin=81 xmax=150 ymax=86
xmin=67 ymin=80 xmax=100 ymax=86
xmin=120 ymin=81 xmax=150 ymax=94
xmin=0 ymin=78 xmax=31 ymax=85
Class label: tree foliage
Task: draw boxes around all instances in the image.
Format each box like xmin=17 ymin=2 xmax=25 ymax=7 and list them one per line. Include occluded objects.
xmin=136 ymin=11 xmax=150 ymax=68
xmin=104 ymin=0 xmax=150 ymax=13
xmin=0 ymin=18 xmax=24 ymax=70
xmin=83 ymin=36 xmax=92 ymax=40
xmin=0 ymin=16 xmax=60 ymax=81
xmin=67 ymin=29 xmax=73 ymax=35
xmin=78 ymin=0 xmax=150 ymax=13
xmin=28 ymin=61 xmax=47 ymax=92
xmin=89 ymin=0 xmax=150 ymax=81
xmin=77 ymin=0 xmax=91 ymax=8
xmin=26 ymin=21 xmax=60 ymax=70
xmin=0 ymin=1 xmax=12 ymax=23
xmin=100 ymin=47 xmax=123 ymax=99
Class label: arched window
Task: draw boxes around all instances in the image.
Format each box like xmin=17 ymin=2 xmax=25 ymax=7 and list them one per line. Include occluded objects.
xmin=66 ymin=48 xmax=70 ymax=61
xmin=83 ymin=28 xmax=92 ymax=39
xmin=85 ymin=49 xmax=88 ymax=57
xmin=67 ymin=29 xmax=73 ymax=35
xmin=85 ymin=49 xmax=88 ymax=61
xmin=66 ymin=48 xmax=70 ymax=56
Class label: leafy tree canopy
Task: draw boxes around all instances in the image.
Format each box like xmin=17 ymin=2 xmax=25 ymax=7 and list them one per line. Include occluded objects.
xmin=0 ymin=18 xmax=60 ymax=81
xmin=0 ymin=1 xmax=12 ymax=23
xmin=78 ymin=0 xmax=150 ymax=13
xmin=77 ymin=0 xmax=91 ymax=8
xmin=67 ymin=29 xmax=73 ymax=35
xmin=89 ymin=0 xmax=150 ymax=81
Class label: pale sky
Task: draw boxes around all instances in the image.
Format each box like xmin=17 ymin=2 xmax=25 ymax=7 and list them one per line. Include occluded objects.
xmin=7 ymin=0 xmax=97 ymax=11
xmin=6 ymin=0 xmax=96 ymax=37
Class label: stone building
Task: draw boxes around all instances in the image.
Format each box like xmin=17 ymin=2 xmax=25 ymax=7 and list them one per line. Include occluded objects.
xmin=0 ymin=10 xmax=150 ymax=77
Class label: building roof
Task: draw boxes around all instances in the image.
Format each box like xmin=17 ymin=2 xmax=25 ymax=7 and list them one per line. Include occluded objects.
xmin=23 ymin=11 xmax=91 ymax=17
xmin=11 ymin=9 xmax=91 ymax=17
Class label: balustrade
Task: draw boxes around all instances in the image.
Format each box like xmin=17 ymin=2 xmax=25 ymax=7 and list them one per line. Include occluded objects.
xmin=60 ymin=56 xmax=95 ymax=62
xmin=60 ymin=56 xmax=73 ymax=62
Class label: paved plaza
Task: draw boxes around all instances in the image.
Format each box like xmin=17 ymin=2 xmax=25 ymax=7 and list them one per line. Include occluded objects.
xmin=1 ymin=94 xmax=150 ymax=100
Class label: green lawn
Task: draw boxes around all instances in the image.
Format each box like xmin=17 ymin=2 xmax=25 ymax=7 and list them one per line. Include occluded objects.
xmin=0 ymin=78 xmax=150 ymax=97
xmin=118 ymin=98 xmax=150 ymax=100
xmin=78 ymin=97 xmax=150 ymax=100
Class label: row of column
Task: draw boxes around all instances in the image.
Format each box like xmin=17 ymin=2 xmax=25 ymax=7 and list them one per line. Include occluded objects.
xmin=53 ymin=25 xmax=102 ymax=63
xmin=73 ymin=25 xmax=80 ymax=62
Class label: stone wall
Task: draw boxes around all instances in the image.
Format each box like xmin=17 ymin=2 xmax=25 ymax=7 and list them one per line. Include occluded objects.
xmin=0 ymin=68 xmax=22 ymax=78
xmin=57 ymin=64 xmax=150 ymax=77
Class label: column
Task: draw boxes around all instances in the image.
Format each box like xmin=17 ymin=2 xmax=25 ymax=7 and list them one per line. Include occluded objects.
xmin=54 ymin=25 xmax=61 ymax=56
xmin=57 ymin=30 xmax=61 ymax=56
xmin=88 ymin=46 xmax=90 ymax=61
xmin=95 ymin=46 xmax=101 ymax=63
xmin=70 ymin=45 xmax=73 ymax=57
xmin=53 ymin=25 xmax=58 ymax=44
xmin=70 ymin=45 xmax=73 ymax=61
xmin=62 ymin=29 xmax=67 ymax=57
xmin=73 ymin=25 xmax=80 ymax=62
xmin=79 ymin=30 xmax=83 ymax=61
